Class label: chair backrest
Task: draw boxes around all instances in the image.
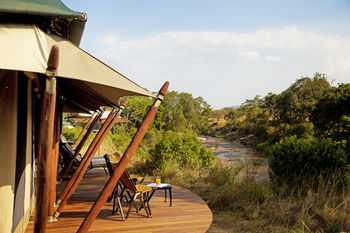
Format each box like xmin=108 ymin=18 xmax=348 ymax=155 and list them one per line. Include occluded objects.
xmin=60 ymin=136 xmax=76 ymax=156
xmin=120 ymin=169 xmax=137 ymax=193
xmin=104 ymin=153 xmax=137 ymax=193
xmin=103 ymin=154 xmax=115 ymax=177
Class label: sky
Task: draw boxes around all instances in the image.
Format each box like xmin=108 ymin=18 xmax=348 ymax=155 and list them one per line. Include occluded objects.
xmin=63 ymin=0 xmax=350 ymax=109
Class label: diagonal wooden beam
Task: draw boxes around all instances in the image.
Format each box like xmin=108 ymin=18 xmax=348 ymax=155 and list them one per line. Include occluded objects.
xmin=57 ymin=109 xmax=113 ymax=205
xmin=61 ymin=111 xmax=103 ymax=179
xmin=34 ymin=45 xmax=59 ymax=233
xmin=55 ymin=99 xmax=128 ymax=218
xmin=73 ymin=114 xmax=94 ymax=147
xmin=76 ymin=81 xmax=169 ymax=233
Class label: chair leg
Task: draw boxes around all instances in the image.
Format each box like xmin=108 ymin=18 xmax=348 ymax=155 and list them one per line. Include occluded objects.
xmin=117 ymin=196 xmax=125 ymax=221
xmin=164 ymin=189 xmax=167 ymax=202
xmin=139 ymin=195 xmax=150 ymax=218
xmin=145 ymin=193 xmax=152 ymax=217
xmin=126 ymin=194 xmax=138 ymax=219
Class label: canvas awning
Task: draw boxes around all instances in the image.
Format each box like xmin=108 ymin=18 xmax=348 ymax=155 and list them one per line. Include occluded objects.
xmin=67 ymin=112 xmax=130 ymax=124
xmin=0 ymin=24 xmax=155 ymax=110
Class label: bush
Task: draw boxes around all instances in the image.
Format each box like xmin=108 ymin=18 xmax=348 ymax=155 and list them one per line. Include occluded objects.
xmin=147 ymin=131 xmax=216 ymax=171
xmin=268 ymin=136 xmax=349 ymax=186
xmin=62 ymin=126 xmax=81 ymax=142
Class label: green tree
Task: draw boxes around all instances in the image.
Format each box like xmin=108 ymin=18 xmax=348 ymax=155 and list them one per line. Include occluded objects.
xmin=277 ymin=73 xmax=331 ymax=127
xmin=312 ymin=83 xmax=350 ymax=153
xmin=161 ymin=91 xmax=212 ymax=132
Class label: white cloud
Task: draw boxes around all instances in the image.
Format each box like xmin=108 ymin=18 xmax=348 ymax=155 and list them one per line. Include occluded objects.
xmin=238 ymin=51 xmax=261 ymax=59
xmin=96 ymin=34 xmax=118 ymax=46
xmin=264 ymin=56 xmax=281 ymax=61
xmin=94 ymin=26 xmax=350 ymax=109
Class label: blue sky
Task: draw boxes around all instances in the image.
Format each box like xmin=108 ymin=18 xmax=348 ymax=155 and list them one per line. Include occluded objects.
xmin=63 ymin=0 xmax=350 ymax=109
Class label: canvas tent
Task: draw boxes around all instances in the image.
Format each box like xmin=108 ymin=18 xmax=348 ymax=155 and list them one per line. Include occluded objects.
xmin=0 ymin=1 xmax=156 ymax=233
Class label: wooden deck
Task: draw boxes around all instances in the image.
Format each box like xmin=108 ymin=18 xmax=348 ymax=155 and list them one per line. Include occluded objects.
xmin=25 ymin=169 xmax=212 ymax=232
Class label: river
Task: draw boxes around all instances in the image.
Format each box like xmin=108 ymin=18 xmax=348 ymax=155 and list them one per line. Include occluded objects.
xmin=200 ymin=136 xmax=269 ymax=180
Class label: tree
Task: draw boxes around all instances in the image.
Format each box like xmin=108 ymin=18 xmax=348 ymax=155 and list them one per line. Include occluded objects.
xmin=275 ymin=73 xmax=331 ymax=129
xmin=311 ymin=83 xmax=350 ymax=153
xmin=161 ymin=91 xmax=212 ymax=132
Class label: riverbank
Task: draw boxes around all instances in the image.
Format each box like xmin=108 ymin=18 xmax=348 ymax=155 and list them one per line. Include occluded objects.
xmin=200 ymin=135 xmax=268 ymax=180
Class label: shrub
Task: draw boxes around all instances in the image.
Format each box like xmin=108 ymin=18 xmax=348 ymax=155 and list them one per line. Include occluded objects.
xmin=147 ymin=131 xmax=216 ymax=171
xmin=268 ymin=136 xmax=349 ymax=186
xmin=62 ymin=126 xmax=81 ymax=142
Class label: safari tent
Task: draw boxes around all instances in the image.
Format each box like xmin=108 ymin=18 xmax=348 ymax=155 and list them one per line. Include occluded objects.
xmin=0 ymin=1 xmax=164 ymax=232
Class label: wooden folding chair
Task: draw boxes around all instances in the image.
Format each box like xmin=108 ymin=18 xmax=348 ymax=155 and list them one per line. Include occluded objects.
xmin=119 ymin=170 xmax=153 ymax=219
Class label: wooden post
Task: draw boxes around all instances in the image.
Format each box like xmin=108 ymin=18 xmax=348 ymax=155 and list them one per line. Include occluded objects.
xmin=61 ymin=111 xmax=103 ymax=179
xmin=56 ymin=109 xmax=114 ymax=205
xmin=73 ymin=114 xmax=94 ymax=147
xmin=34 ymin=45 xmax=59 ymax=233
xmin=48 ymin=104 xmax=61 ymax=221
xmin=55 ymin=99 xmax=128 ymax=218
xmin=77 ymin=81 xmax=169 ymax=233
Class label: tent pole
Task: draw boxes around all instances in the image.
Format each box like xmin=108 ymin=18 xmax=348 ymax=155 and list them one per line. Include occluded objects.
xmin=48 ymin=103 xmax=61 ymax=221
xmin=61 ymin=111 xmax=103 ymax=179
xmin=77 ymin=81 xmax=169 ymax=233
xmin=34 ymin=45 xmax=59 ymax=233
xmin=55 ymin=99 xmax=128 ymax=218
xmin=49 ymin=101 xmax=62 ymax=222
xmin=73 ymin=114 xmax=94 ymax=148
xmin=56 ymin=109 xmax=112 ymax=205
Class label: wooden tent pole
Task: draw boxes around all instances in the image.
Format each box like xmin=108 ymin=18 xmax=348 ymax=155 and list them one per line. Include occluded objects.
xmin=73 ymin=114 xmax=94 ymax=147
xmin=57 ymin=109 xmax=112 ymax=204
xmin=77 ymin=81 xmax=169 ymax=233
xmin=61 ymin=111 xmax=103 ymax=179
xmin=48 ymin=103 xmax=62 ymax=221
xmin=34 ymin=45 xmax=59 ymax=233
xmin=55 ymin=99 xmax=128 ymax=218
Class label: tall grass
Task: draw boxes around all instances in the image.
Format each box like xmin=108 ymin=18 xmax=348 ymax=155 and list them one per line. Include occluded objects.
xmin=165 ymin=161 xmax=350 ymax=233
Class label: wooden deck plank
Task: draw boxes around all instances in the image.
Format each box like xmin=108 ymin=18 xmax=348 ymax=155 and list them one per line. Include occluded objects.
xmin=25 ymin=169 xmax=212 ymax=232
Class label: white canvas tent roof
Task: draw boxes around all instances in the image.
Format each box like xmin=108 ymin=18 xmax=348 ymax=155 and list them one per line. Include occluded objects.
xmin=0 ymin=24 xmax=155 ymax=110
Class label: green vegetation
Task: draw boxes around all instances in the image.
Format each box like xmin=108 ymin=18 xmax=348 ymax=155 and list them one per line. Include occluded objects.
xmin=63 ymin=73 xmax=350 ymax=232
xmin=268 ymin=136 xmax=349 ymax=186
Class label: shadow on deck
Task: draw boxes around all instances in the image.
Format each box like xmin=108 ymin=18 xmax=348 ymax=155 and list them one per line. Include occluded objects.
xmin=25 ymin=169 xmax=212 ymax=232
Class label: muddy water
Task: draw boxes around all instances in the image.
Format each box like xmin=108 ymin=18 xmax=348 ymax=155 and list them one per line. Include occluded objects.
xmin=200 ymin=136 xmax=269 ymax=180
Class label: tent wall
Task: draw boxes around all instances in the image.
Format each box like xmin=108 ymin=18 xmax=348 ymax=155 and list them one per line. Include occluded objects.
xmin=0 ymin=70 xmax=18 ymax=233
xmin=13 ymin=73 xmax=34 ymax=233
xmin=0 ymin=70 xmax=35 ymax=233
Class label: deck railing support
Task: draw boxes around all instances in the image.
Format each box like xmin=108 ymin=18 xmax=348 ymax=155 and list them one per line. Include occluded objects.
xmin=77 ymin=81 xmax=169 ymax=233
xmin=55 ymin=99 xmax=128 ymax=218
xmin=34 ymin=45 xmax=59 ymax=233
xmin=61 ymin=111 xmax=103 ymax=179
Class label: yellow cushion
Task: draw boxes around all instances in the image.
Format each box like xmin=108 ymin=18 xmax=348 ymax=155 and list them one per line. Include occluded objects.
xmin=110 ymin=155 xmax=121 ymax=164
xmin=135 ymin=184 xmax=152 ymax=193
xmin=130 ymin=174 xmax=143 ymax=181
